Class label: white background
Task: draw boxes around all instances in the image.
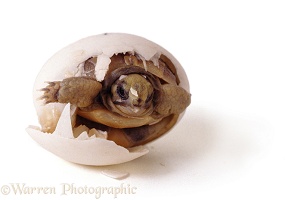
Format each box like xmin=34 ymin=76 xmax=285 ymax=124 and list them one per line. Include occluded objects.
xmin=0 ymin=0 xmax=284 ymax=199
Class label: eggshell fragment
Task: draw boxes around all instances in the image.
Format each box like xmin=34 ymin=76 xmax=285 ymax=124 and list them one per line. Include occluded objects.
xmin=27 ymin=33 xmax=190 ymax=166
xmin=101 ymin=170 xmax=129 ymax=179
xmin=26 ymin=104 xmax=149 ymax=166
xmin=27 ymin=127 xmax=149 ymax=165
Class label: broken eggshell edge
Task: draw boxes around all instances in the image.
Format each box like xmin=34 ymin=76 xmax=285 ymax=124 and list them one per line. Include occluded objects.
xmin=26 ymin=33 xmax=190 ymax=166
xmin=26 ymin=103 xmax=149 ymax=166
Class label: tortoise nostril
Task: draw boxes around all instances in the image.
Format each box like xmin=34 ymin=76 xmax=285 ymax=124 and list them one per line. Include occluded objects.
xmin=137 ymin=98 xmax=142 ymax=104
xmin=132 ymin=98 xmax=142 ymax=107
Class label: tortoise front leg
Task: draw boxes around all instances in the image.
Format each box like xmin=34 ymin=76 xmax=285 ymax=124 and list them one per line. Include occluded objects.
xmin=40 ymin=77 xmax=102 ymax=108
xmin=155 ymin=84 xmax=191 ymax=116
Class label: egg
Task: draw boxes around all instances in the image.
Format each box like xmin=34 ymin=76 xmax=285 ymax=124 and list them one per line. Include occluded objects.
xmin=26 ymin=33 xmax=191 ymax=166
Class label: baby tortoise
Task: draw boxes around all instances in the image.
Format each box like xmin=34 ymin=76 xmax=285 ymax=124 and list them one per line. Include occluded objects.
xmin=40 ymin=53 xmax=191 ymax=148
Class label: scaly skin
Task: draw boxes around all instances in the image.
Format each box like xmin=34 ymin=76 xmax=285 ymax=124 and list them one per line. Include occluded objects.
xmin=40 ymin=77 xmax=102 ymax=108
xmin=155 ymin=84 xmax=191 ymax=116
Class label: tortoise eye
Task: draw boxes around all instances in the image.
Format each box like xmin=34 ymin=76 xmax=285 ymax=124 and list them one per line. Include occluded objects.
xmin=116 ymin=84 xmax=129 ymax=100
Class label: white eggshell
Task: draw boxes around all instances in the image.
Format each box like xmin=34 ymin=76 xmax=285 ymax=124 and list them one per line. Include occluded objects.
xmin=26 ymin=103 xmax=149 ymax=165
xmin=27 ymin=33 xmax=190 ymax=166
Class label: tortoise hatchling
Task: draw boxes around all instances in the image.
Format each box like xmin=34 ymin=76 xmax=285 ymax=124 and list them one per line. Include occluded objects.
xmin=26 ymin=33 xmax=191 ymax=165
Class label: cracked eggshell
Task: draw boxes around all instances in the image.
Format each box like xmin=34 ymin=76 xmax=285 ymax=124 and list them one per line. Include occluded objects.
xmin=26 ymin=104 xmax=149 ymax=166
xmin=27 ymin=33 xmax=190 ymax=166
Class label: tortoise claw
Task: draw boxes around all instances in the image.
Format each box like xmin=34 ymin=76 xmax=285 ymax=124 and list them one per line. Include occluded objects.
xmin=38 ymin=81 xmax=61 ymax=104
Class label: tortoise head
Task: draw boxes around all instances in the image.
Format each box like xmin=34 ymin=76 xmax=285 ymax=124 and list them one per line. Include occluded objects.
xmin=101 ymin=66 xmax=162 ymax=118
